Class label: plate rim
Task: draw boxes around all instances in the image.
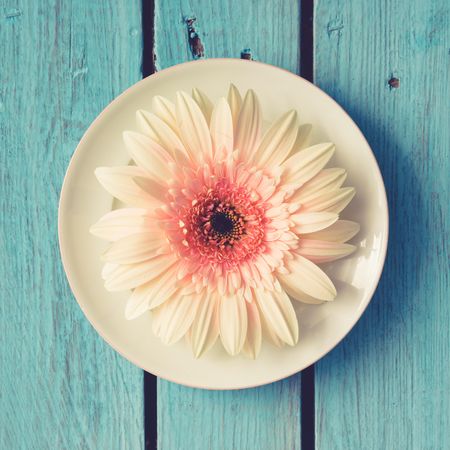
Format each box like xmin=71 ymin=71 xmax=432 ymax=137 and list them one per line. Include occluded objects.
xmin=58 ymin=58 xmax=389 ymax=390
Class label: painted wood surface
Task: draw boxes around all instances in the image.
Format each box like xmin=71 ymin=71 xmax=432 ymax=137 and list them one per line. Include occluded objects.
xmin=314 ymin=1 xmax=450 ymax=449
xmin=154 ymin=0 xmax=300 ymax=74
xmin=2 ymin=0 xmax=449 ymax=448
xmin=0 ymin=1 xmax=144 ymax=448
xmin=153 ymin=1 xmax=302 ymax=449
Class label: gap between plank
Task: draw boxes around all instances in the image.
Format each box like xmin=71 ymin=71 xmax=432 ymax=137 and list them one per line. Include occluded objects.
xmin=142 ymin=1 xmax=158 ymax=450
xmin=301 ymin=365 xmax=315 ymax=450
xmin=144 ymin=371 xmax=157 ymax=450
xmin=142 ymin=0 xmax=156 ymax=77
xmin=300 ymin=0 xmax=314 ymax=82
xmin=300 ymin=0 xmax=315 ymax=448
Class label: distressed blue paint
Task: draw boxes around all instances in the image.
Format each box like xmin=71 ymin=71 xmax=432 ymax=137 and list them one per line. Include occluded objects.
xmin=154 ymin=1 xmax=302 ymax=449
xmin=158 ymin=376 xmax=301 ymax=450
xmin=0 ymin=1 xmax=144 ymax=448
xmin=314 ymin=0 xmax=450 ymax=448
xmin=154 ymin=0 xmax=300 ymax=74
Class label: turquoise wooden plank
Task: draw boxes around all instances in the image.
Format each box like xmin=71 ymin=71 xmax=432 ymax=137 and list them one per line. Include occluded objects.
xmin=154 ymin=0 xmax=300 ymax=73
xmin=153 ymin=1 xmax=302 ymax=449
xmin=314 ymin=1 xmax=450 ymax=449
xmin=0 ymin=1 xmax=144 ymax=448
xmin=158 ymin=377 xmax=301 ymax=450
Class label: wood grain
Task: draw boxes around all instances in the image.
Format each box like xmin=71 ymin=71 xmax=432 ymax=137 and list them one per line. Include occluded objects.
xmin=153 ymin=1 xmax=302 ymax=449
xmin=154 ymin=0 xmax=300 ymax=73
xmin=0 ymin=1 xmax=144 ymax=448
xmin=158 ymin=376 xmax=301 ymax=450
xmin=314 ymin=1 xmax=450 ymax=448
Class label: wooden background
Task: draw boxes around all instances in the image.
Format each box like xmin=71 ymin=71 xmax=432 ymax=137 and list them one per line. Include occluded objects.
xmin=1 ymin=0 xmax=449 ymax=449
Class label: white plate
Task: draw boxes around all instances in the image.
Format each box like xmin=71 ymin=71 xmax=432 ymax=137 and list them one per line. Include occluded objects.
xmin=59 ymin=59 xmax=388 ymax=390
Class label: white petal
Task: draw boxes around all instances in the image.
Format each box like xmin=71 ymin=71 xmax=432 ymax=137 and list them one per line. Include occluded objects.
xmin=288 ymin=123 xmax=312 ymax=156
xmin=123 ymin=131 xmax=173 ymax=183
xmin=189 ymin=292 xmax=219 ymax=358
xmin=300 ymin=187 xmax=356 ymax=213
xmin=284 ymin=287 xmax=324 ymax=305
xmin=304 ymin=220 xmax=360 ymax=243
xmin=90 ymin=208 xmax=156 ymax=241
xmin=278 ymin=254 xmax=336 ymax=301
xmin=151 ymin=95 xmax=178 ymax=132
xmin=136 ymin=109 xmax=189 ymax=160
xmin=95 ymin=166 xmax=161 ymax=207
xmin=219 ymin=293 xmax=247 ymax=355
xmin=255 ymin=287 xmax=298 ymax=346
xmin=227 ymin=83 xmax=242 ymax=133
xmin=296 ymin=239 xmax=356 ymax=263
xmin=176 ymin=91 xmax=213 ymax=161
xmin=153 ymin=294 xmax=200 ymax=345
xmin=125 ymin=282 xmax=157 ymax=320
xmin=291 ymin=211 xmax=338 ymax=234
xmin=254 ymin=110 xmax=298 ymax=168
xmin=282 ymin=143 xmax=335 ymax=186
xmin=256 ymin=299 xmax=285 ymax=348
xmin=102 ymin=232 xmax=167 ymax=264
xmin=147 ymin=263 xmax=181 ymax=309
xmin=104 ymin=254 xmax=176 ymax=291
xmin=101 ymin=262 xmax=118 ymax=280
xmin=242 ymin=301 xmax=262 ymax=359
xmin=125 ymin=262 xmax=180 ymax=320
xmin=235 ymin=90 xmax=262 ymax=161
xmin=210 ymin=97 xmax=233 ymax=158
xmin=292 ymin=168 xmax=347 ymax=204
xmin=192 ymin=88 xmax=214 ymax=123
xmin=132 ymin=175 xmax=167 ymax=202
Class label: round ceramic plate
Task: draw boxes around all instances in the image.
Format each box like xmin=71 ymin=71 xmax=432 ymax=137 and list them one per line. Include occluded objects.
xmin=59 ymin=59 xmax=388 ymax=390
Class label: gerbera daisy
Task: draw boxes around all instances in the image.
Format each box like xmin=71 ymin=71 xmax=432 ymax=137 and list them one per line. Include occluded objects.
xmin=90 ymin=85 xmax=359 ymax=358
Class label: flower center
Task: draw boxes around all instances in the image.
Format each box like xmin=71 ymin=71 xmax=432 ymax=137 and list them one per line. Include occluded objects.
xmin=210 ymin=212 xmax=234 ymax=235
xmin=170 ymin=178 xmax=268 ymax=268
xmin=202 ymin=203 xmax=245 ymax=247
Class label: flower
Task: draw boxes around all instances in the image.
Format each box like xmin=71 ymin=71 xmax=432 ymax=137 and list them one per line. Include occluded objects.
xmin=90 ymin=85 xmax=359 ymax=358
